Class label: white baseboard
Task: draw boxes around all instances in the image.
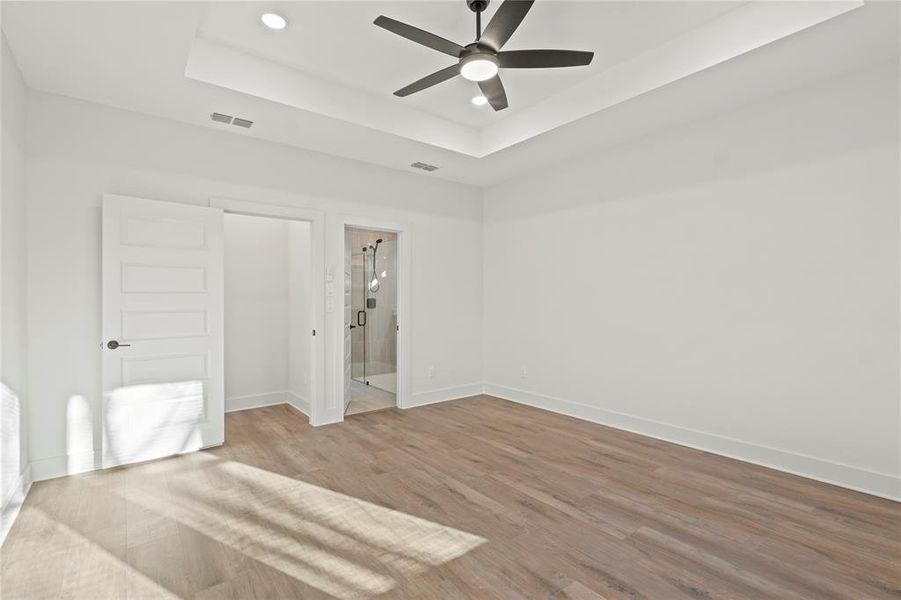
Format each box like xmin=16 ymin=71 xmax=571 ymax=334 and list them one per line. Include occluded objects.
xmin=30 ymin=449 xmax=98 ymax=482
xmin=225 ymin=391 xmax=288 ymax=413
xmin=30 ymin=394 xmax=307 ymax=482
xmin=405 ymin=383 xmax=484 ymax=409
xmin=286 ymin=391 xmax=310 ymax=416
xmin=483 ymin=383 xmax=900 ymax=502
xmin=30 ymin=442 xmax=227 ymax=483
xmin=23 ymin=383 xmax=893 ymax=507
xmin=1 ymin=464 xmax=32 ymax=546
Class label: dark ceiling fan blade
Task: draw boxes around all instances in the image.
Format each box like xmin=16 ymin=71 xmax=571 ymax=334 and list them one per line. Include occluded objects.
xmin=394 ymin=64 xmax=461 ymax=97
xmin=498 ymin=49 xmax=594 ymax=68
xmin=478 ymin=75 xmax=508 ymax=111
xmin=374 ymin=16 xmax=464 ymax=58
xmin=479 ymin=0 xmax=535 ymax=51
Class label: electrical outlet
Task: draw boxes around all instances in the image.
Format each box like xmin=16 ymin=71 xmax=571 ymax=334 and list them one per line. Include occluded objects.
xmin=520 ymin=366 xmax=527 ymax=378
xmin=428 ymin=366 xmax=435 ymax=378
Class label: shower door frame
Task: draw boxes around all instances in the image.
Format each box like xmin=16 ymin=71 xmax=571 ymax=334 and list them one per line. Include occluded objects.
xmin=353 ymin=237 xmax=398 ymax=392
xmin=337 ymin=217 xmax=411 ymax=417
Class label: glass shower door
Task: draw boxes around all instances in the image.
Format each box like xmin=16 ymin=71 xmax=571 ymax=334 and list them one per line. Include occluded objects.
xmin=350 ymin=239 xmax=397 ymax=393
xmin=363 ymin=240 xmax=396 ymax=394
xmin=351 ymin=252 xmax=367 ymax=384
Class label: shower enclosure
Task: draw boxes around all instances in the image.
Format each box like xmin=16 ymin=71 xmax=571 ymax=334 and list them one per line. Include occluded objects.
xmin=350 ymin=230 xmax=397 ymax=395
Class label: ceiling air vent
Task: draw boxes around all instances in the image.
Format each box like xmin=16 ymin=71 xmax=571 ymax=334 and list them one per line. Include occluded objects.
xmin=210 ymin=113 xmax=254 ymax=129
xmin=411 ymin=161 xmax=438 ymax=172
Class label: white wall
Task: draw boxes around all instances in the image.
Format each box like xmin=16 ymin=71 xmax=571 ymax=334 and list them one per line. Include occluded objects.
xmin=1 ymin=33 xmax=30 ymax=540
xmin=25 ymin=91 xmax=483 ymax=480
xmin=223 ymin=213 xmax=312 ymax=414
xmin=483 ymin=64 xmax=900 ymax=499
xmin=224 ymin=213 xmax=290 ymax=412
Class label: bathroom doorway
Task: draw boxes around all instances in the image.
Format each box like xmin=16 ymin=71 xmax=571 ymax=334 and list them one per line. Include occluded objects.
xmin=345 ymin=226 xmax=397 ymax=415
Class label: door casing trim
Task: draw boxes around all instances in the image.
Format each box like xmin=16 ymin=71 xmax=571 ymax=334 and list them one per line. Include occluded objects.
xmin=336 ymin=217 xmax=411 ymax=422
xmin=210 ymin=196 xmax=326 ymax=425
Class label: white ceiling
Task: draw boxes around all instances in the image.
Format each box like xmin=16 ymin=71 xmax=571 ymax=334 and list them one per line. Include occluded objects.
xmin=196 ymin=1 xmax=741 ymax=129
xmin=1 ymin=1 xmax=895 ymax=187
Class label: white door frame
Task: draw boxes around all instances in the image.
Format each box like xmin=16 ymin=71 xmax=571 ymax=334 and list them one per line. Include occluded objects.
xmin=334 ymin=217 xmax=411 ymax=420
xmin=210 ymin=197 xmax=326 ymax=425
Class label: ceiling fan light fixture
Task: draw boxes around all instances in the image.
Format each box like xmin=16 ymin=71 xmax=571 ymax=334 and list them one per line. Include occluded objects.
xmin=472 ymin=95 xmax=489 ymax=106
xmin=261 ymin=13 xmax=287 ymax=30
xmin=374 ymin=0 xmax=594 ymax=111
xmin=460 ymin=54 xmax=498 ymax=82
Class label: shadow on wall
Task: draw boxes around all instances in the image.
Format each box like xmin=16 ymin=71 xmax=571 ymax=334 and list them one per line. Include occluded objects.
xmin=487 ymin=66 xmax=897 ymax=221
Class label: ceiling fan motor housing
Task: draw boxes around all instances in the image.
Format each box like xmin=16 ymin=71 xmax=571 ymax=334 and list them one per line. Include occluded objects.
xmin=462 ymin=43 xmax=498 ymax=58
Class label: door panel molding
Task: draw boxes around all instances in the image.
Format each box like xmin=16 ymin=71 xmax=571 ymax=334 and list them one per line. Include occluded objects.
xmin=102 ymin=194 xmax=224 ymax=469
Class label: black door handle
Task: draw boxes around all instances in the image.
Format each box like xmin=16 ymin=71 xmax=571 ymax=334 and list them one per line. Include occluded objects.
xmin=107 ymin=340 xmax=131 ymax=350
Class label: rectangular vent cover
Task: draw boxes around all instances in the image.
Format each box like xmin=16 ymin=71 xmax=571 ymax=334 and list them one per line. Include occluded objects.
xmin=411 ymin=161 xmax=438 ymax=172
xmin=211 ymin=113 xmax=253 ymax=129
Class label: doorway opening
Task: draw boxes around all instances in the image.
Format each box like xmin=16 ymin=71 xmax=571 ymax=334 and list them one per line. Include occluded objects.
xmin=224 ymin=213 xmax=313 ymax=418
xmin=102 ymin=194 xmax=325 ymax=470
xmin=345 ymin=226 xmax=398 ymax=415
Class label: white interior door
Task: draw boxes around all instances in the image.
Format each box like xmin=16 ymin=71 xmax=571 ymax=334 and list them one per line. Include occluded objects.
xmin=102 ymin=194 xmax=224 ymax=468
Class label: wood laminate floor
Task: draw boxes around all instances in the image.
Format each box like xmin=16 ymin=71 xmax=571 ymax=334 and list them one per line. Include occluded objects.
xmin=1 ymin=395 xmax=899 ymax=599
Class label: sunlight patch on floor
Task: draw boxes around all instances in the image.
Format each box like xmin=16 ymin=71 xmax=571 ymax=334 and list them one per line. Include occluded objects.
xmin=5 ymin=507 xmax=180 ymax=599
xmin=111 ymin=453 xmax=486 ymax=598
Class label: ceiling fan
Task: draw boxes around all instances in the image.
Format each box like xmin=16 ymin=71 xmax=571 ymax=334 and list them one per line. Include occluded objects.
xmin=374 ymin=0 xmax=594 ymax=111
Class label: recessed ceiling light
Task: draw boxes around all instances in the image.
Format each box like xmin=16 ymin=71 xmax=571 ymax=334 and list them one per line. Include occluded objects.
xmin=261 ymin=13 xmax=287 ymax=30
xmin=471 ymin=95 xmax=488 ymax=106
